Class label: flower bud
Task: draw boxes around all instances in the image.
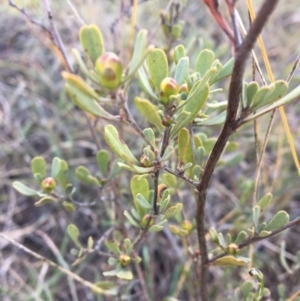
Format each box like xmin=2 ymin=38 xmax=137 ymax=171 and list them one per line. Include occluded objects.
xmin=95 ymin=52 xmax=123 ymax=90
xmin=181 ymin=220 xmax=193 ymax=234
xmin=119 ymin=254 xmax=131 ymax=266
xmin=179 ymin=83 xmax=188 ymax=94
xmin=41 ymin=177 xmax=56 ymax=193
xmin=141 ymin=214 xmax=154 ymax=228
xmin=160 ymin=77 xmax=179 ymax=105
xmin=226 ymin=243 xmax=239 ymax=255
xmin=162 ymin=115 xmax=173 ymax=127
xmin=140 ymin=154 xmax=152 ymax=167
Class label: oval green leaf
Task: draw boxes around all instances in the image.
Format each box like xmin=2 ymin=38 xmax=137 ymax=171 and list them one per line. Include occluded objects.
xmin=147 ymin=48 xmax=168 ymax=93
xmin=79 ymin=24 xmax=104 ymax=64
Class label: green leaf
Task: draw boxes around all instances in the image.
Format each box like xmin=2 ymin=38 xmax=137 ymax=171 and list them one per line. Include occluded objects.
xmin=209 ymin=227 xmax=219 ymax=243
xmin=51 ymin=157 xmax=61 ymax=179
xmin=67 ymin=224 xmax=81 ymax=248
xmin=123 ymin=238 xmax=134 ymax=255
xmin=218 ymin=233 xmax=227 ymax=249
xmin=55 ymin=159 xmax=69 ymax=190
xmin=177 ymin=128 xmax=190 ymax=167
xmin=159 ymin=193 xmax=170 ymax=213
xmin=108 ymin=257 xmax=118 ymax=266
xmin=170 ymin=111 xmax=191 ymax=139
xmin=62 ymin=201 xmax=76 ymax=212
xmin=265 ymin=211 xmax=289 ymax=231
xmin=160 ymin=145 xmax=174 ymax=162
xmin=251 ymin=80 xmax=288 ymax=111
xmin=251 ymin=85 xmax=273 ymax=110
xmin=134 ymin=97 xmax=164 ymax=130
xmin=126 ymin=29 xmax=148 ymax=82
xmin=210 ymin=57 xmax=234 ymax=84
xmin=34 ymin=196 xmax=55 ymax=207
xmin=197 ymin=111 xmax=226 ymax=126
xmin=240 ymin=281 xmax=253 ymax=297
xmin=116 ymin=269 xmax=133 ymax=280
xmin=131 ymin=175 xmax=149 ymax=218
xmin=164 ymin=203 xmax=183 ymax=220
xmin=72 ymin=48 xmax=98 ymax=83
xmin=107 ymin=160 xmax=121 ymax=180
xmin=212 ymin=255 xmax=250 ymax=266
xmin=92 ymin=281 xmax=118 ymax=295
xmin=257 ymin=193 xmax=272 ymax=211
xmin=97 ymin=150 xmax=110 ymax=176
xmin=87 ymin=236 xmax=94 ymax=249
xmin=136 ymin=193 xmax=152 ymax=210
xmin=12 ymin=181 xmax=39 ymax=196
xmin=173 ymin=44 xmax=186 ymax=64
xmin=174 ymin=57 xmax=189 ymax=85
xmin=103 ymin=269 xmax=119 ymax=277
xmin=75 ymin=166 xmax=100 ymax=185
xmin=104 ymin=239 xmax=121 ymax=254
xmin=245 ymin=84 xmax=300 ymax=122
xmin=148 ymin=225 xmax=164 ymax=233
xmin=252 ymin=205 xmax=261 ymax=231
xmin=137 ymin=66 xmax=159 ymax=100
xmin=235 ymin=231 xmax=248 ymax=244
xmin=246 ymin=81 xmax=259 ymax=108
xmin=195 ymin=49 xmax=214 ymax=76
xmin=104 ymin=125 xmax=140 ymax=165
xmin=79 ymin=24 xmax=104 ymax=64
xmin=62 ymin=72 xmax=115 ymax=120
xmin=170 ymin=82 xmax=209 ymax=138
xmin=31 ymin=157 xmax=46 ymax=179
xmin=148 ymin=48 xmax=168 ymax=93
xmin=124 ymin=210 xmax=140 ymax=228
xmin=118 ymin=162 xmax=154 ymax=174
xmin=131 ymin=208 xmax=140 ymax=221
xmin=143 ymin=128 xmax=156 ymax=148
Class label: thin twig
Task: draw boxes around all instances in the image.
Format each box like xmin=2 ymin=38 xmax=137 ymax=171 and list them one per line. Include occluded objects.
xmin=66 ymin=0 xmax=86 ymax=26
xmin=208 ymin=215 xmax=300 ymax=264
xmin=163 ymin=165 xmax=197 ymax=186
xmin=195 ymin=1 xmax=279 ymax=300
xmin=43 ymin=0 xmax=73 ymax=72
xmin=0 ymin=233 xmax=114 ymax=296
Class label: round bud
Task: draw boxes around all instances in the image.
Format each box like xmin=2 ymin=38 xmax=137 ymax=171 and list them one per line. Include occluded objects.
xmin=181 ymin=220 xmax=193 ymax=234
xmin=41 ymin=177 xmax=56 ymax=193
xmin=141 ymin=214 xmax=154 ymax=228
xmin=140 ymin=154 xmax=152 ymax=167
xmin=119 ymin=254 xmax=131 ymax=266
xmin=160 ymin=77 xmax=179 ymax=105
xmin=226 ymin=243 xmax=239 ymax=255
xmin=95 ymin=52 xmax=123 ymax=90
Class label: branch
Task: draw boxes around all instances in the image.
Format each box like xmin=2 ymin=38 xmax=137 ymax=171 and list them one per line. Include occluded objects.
xmin=163 ymin=165 xmax=198 ymax=186
xmin=195 ymin=1 xmax=279 ymax=300
xmin=208 ymin=215 xmax=300 ymax=264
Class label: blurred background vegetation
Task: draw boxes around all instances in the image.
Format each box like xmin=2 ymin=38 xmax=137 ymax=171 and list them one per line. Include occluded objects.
xmin=0 ymin=0 xmax=300 ymax=300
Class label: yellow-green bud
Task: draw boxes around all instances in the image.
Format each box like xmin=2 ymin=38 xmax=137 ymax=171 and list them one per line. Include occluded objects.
xmin=162 ymin=115 xmax=173 ymax=127
xmin=119 ymin=254 xmax=131 ymax=266
xmin=160 ymin=77 xmax=179 ymax=105
xmin=95 ymin=52 xmax=123 ymax=90
xmin=141 ymin=214 xmax=154 ymax=228
xmin=226 ymin=243 xmax=239 ymax=255
xmin=140 ymin=154 xmax=152 ymax=167
xmin=181 ymin=220 xmax=193 ymax=234
xmin=179 ymin=83 xmax=188 ymax=94
xmin=41 ymin=177 xmax=56 ymax=193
